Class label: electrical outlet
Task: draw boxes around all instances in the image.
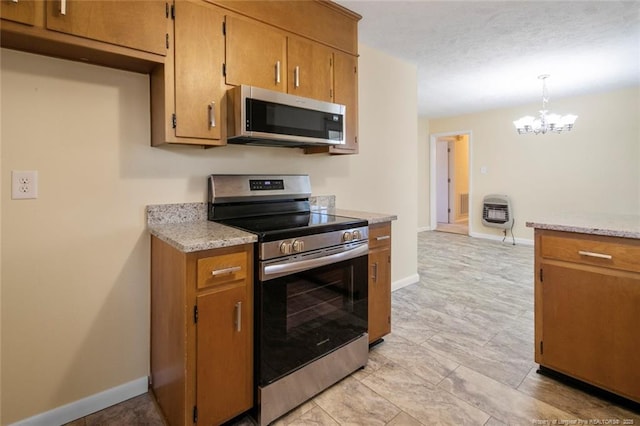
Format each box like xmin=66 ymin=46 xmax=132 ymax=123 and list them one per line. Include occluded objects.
xmin=12 ymin=170 xmax=38 ymax=200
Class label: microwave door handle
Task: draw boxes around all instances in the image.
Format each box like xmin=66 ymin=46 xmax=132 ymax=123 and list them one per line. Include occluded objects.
xmin=262 ymin=244 xmax=368 ymax=279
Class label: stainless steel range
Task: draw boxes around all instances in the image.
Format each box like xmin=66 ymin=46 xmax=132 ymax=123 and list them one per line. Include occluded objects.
xmin=208 ymin=174 xmax=369 ymax=426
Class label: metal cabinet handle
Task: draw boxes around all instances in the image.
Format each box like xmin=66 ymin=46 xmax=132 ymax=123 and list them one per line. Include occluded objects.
xmin=234 ymin=302 xmax=242 ymax=332
xmin=275 ymin=61 xmax=281 ymax=84
xmin=372 ymin=262 xmax=378 ymax=283
xmin=211 ymin=266 xmax=241 ymax=276
xmin=578 ymin=250 xmax=612 ymax=260
xmin=11 ymin=0 xmax=19 ymax=3
xmin=60 ymin=0 xmax=66 ymax=15
xmin=375 ymin=235 xmax=390 ymax=241
xmin=294 ymin=66 xmax=300 ymax=88
xmin=208 ymin=102 xmax=215 ymax=128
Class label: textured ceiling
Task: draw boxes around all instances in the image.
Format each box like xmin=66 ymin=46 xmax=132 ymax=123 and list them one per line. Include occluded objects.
xmin=336 ymin=1 xmax=640 ymax=118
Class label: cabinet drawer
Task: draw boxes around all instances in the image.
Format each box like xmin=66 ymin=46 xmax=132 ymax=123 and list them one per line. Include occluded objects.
xmin=369 ymin=223 xmax=391 ymax=250
xmin=197 ymin=251 xmax=247 ymax=289
xmin=541 ymin=233 xmax=640 ymax=273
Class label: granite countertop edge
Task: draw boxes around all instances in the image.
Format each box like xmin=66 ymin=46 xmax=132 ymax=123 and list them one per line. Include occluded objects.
xmin=147 ymin=202 xmax=396 ymax=253
xmin=148 ymin=221 xmax=258 ymax=253
xmin=526 ymin=213 xmax=640 ymax=240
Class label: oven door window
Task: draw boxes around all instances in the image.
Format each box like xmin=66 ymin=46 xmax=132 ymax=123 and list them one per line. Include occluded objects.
xmin=258 ymin=255 xmax=368 ymax=386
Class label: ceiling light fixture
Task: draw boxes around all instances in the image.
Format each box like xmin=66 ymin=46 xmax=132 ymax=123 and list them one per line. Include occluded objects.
xmin=513 ymin=74 xmax=577 ymax=135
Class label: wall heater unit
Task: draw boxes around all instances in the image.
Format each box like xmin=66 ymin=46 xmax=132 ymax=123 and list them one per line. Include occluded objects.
xmin=482 ymin=194 xmax=513 ymax=229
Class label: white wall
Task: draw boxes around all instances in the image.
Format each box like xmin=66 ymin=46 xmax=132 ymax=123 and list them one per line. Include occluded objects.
xmin=423 ymin=86 xmax=640 ymax=240
xmin=417 ymin=117 xmax=430 ymax=231
xmin=0 ymin=46 xmax=418 ymax=424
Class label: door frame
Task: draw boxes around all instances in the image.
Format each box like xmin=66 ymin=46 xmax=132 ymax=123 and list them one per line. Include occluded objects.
xmin=429 ymin=130 xmax=473 ymax=232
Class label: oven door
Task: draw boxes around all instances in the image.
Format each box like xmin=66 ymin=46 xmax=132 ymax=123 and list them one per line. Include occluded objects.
xmin=256 ymin=242 xmax=368 ymax=386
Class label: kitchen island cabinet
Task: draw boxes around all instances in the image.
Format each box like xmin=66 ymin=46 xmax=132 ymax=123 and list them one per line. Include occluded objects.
xmin=151 ymin=236 xmax=254 ymax=425
xmin=528 ymin=217 xmax=640 ymax=404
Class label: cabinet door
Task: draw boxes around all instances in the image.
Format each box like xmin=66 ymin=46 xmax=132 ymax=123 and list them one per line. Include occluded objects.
xmin=541 ymin=263 xmax=640 ymax=401
xmin=225 ymin=15 xmax=287 ymax=91
xmin=1 ymin=0 xmax=36 ymax=25
xmin=287 ymin=37 xmax=333 ymax=102
xmin=46 ymin=0 xmax=166 ymax=55
xmin=368 ymin=246 xmax=391 ymax=343
xmin=174 ymin=0 xmax=225 ymax=141
xmin=196 ymin=284 xmax=253 ymax=425
xmin=331 ymin=51 xmax=358 ymax=154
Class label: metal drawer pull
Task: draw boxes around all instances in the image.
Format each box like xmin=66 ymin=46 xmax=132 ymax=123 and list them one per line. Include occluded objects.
xmin=208 ymin=102 xmax=215 ymax=128
xmin=234 ymin=302 xmax=242 ymax=332
xmin=578 ymin=250 xmax=612 ymax=260
xmin=375 ymin=235 xmax=390 ymax=241
xmin=211 ymin=266 xmax=241 ymax=276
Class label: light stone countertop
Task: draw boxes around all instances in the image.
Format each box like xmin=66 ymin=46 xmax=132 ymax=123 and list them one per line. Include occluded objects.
xmin=147 ymin=203 xmax=257 ymax=252
xmin=526 ymin=212 xmax=640 ymax=240
xmin=147 ymin=201 xmax=396 ymax=253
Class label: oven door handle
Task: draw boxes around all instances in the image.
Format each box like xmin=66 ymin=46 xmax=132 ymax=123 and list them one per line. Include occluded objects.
xmin=263 ymin=243 xmax=368 ymax=279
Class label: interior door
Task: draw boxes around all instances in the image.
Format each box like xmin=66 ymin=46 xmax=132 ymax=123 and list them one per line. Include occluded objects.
xmin=436 ymin=140 xmax=450 ymax=223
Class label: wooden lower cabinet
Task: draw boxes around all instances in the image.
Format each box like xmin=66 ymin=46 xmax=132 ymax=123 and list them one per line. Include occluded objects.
xmin=368 ymin=222 xmax=392 ymax=344
xmin=534 ymin=229 xmax=640 ymax=403
xmin=151 ymin=237 xmax=254 ymax=425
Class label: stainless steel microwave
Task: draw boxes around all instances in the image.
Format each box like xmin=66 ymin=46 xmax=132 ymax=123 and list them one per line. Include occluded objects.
xmin=227 ymin=85 xmax=346 ymax=147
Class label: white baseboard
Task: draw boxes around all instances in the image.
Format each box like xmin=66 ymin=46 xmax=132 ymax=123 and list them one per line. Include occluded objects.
xmin=469 ymin=231 xmax=534 ymax=246
xmin=392 ymin=273 xmax=420 ymax=292
xmin=9 ymin=376 xmax=148 ymax=426
xmin=417 ymin=226 xmax=431 ymax=233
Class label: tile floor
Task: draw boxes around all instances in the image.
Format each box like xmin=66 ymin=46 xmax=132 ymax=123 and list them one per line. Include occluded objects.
xmin=66 ymin=231 xmax=640 ymax=425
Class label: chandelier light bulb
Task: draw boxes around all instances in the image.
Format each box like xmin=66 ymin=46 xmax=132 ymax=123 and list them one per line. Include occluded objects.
xmin=513 ymin=75 xmax=578 ymax=135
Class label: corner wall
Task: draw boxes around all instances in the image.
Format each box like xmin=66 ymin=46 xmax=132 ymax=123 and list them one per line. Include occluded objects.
xmin=423 ymin=86 xmax=640 ymax=240
xmin=0 ymin=46 xmax=418 ymax=424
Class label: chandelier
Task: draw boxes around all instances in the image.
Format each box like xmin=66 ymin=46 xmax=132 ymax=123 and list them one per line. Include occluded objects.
xmin=513 ymin=74 xmax=577 ymax=135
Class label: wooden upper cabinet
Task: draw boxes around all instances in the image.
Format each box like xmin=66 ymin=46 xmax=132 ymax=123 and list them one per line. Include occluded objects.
xmin=1 ymin=0 xmax=36 ymax=25
xmin=287 ymin=36 xmax=333 ymax=102
xmin=225 ymin=15 xmax=287 ymax=92
xmin=45 ymin=0 xmax=167 ymax=55
xmin=174 ymin=0 xmax=226 ymax=142
xmin=330 ymin=51 xmax=358 ymax=154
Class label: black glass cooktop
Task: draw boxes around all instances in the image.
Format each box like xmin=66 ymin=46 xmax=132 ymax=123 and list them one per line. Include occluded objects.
xmin=216 ymin=212 xmax=366 ymax=241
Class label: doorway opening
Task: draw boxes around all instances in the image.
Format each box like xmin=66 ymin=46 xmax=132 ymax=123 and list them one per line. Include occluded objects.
xmin=430 ymin=132 xmax=471 ymax=236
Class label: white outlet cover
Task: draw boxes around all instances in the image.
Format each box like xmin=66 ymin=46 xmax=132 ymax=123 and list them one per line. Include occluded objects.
xmin=12 ymin=170 xmax=38 ymax=200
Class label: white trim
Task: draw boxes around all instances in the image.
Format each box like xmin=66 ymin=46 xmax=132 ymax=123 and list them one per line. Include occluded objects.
xmin=417 ymin=226 xmax=431 ymax=233
xmin=469 ymin=231 xmax=534 ymax=246
xmin=9 ymin=377 xmax=148 ymax=426
xmin=392 ymin=273 xmax=420 ymax=292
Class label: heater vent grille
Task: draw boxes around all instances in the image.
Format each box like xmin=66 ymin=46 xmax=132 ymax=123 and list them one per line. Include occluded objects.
xmin=482 ymin=194 xmax=513 ymax=229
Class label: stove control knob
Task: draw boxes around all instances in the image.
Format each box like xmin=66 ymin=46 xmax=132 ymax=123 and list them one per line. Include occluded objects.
xmin=292 ymin=240 xmax=305 ymax=252
xmin=280 ymin=242 xmax=292 ymax=255
xmin=343 ymin=232 xmax=353 ymax=242
xmin=352 ymin=230 xmax=361 ymax=240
